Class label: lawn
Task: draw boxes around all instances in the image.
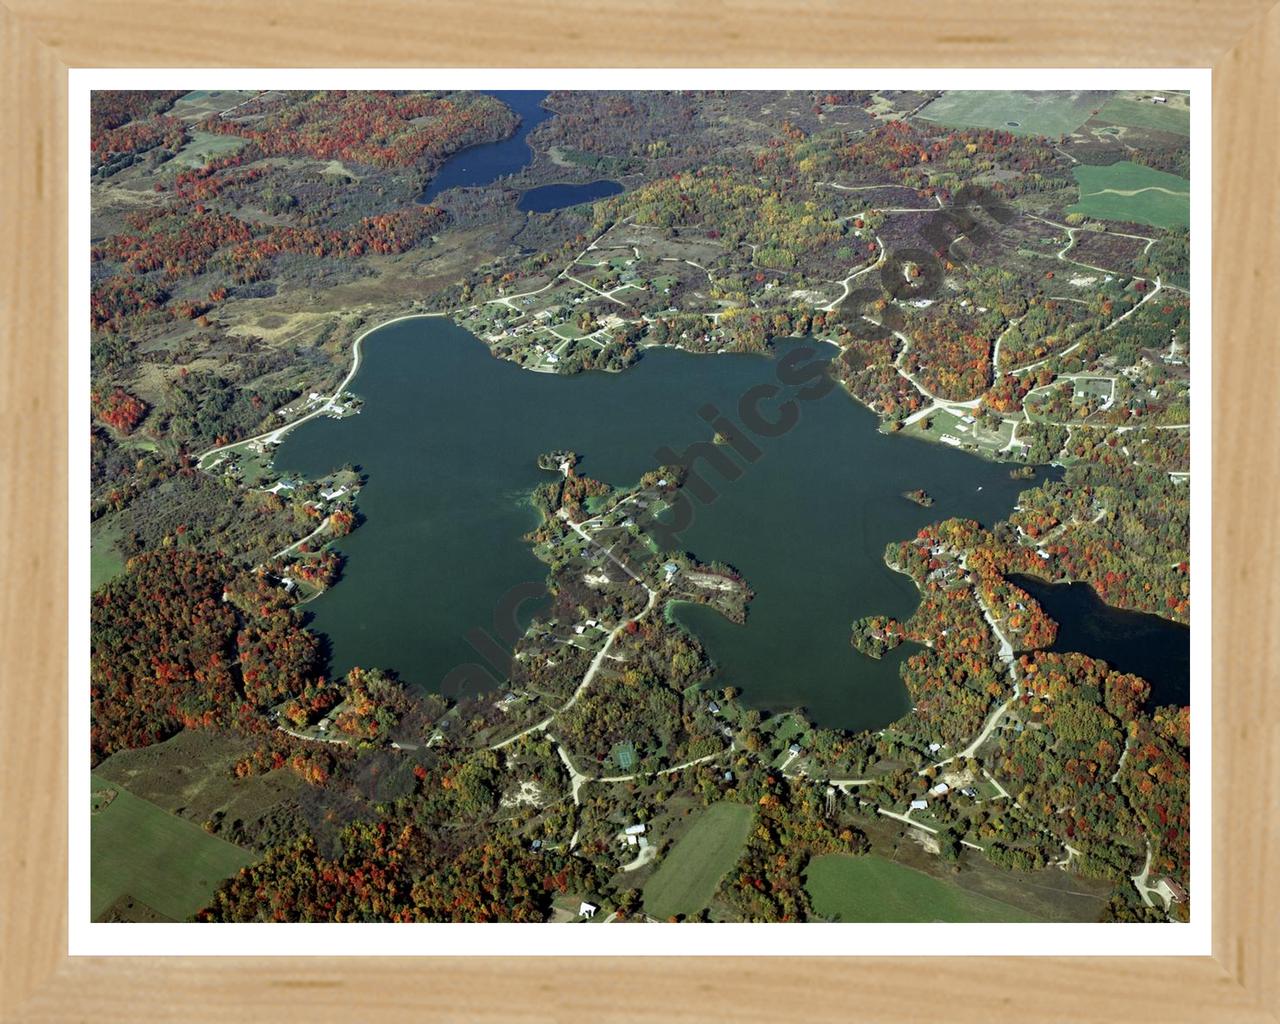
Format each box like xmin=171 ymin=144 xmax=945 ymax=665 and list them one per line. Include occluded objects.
xmin=1096 ymin=97 xmax=1190 ymax=135
xmin=90 ymin=774 xmax=256 ymax=921
xmin=804 ymin=853 xmax=1038 ymax=922
xmin=917 ymin=91 xmax=1104 ymax=138
xmin=643 ymin=802 xmax=754 ymax=920
xmin=1068 ymin=162 xmax=1190 ymax=230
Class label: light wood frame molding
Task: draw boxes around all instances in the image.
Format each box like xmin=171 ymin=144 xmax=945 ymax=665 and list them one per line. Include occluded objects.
xmin=2 ymin=3 xmax=1276 ymax=1020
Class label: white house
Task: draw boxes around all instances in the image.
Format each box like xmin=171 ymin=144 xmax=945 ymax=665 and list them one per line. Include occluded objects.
xmin=929 ymin=782 xmax=950 ymax=797
xmin=910 ymin=799 xmax=928 ymax=811
xmin=578 ymin=901 xmax=598 ymax=919
xmin=624 ymin=824 xmax=646 ymax=836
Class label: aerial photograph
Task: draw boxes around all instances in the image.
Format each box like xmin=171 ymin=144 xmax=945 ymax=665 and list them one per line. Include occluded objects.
xmin=88 ymin=87 xmax=1191 ymax=925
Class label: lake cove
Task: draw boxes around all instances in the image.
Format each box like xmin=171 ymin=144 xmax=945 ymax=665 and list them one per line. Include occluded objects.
xmin=1009 ymin=574 xmax=1190 ymax=707
xmin=276 ymin=318 xmax=1044 ymax=732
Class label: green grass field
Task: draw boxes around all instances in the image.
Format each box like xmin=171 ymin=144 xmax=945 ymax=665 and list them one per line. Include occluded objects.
xmin=643 ymin=802 xmax=754 ymax=920
xmin=1096 ymin=97 xmax=1190 ymax=135
xmin=173 ymin=130 xmax=248 ymax=169
xmin=91 ymin=775 xmax=255 ymax=921
xmin=90 ymin=520 xmax=126 ymax=591
xmin=804 ymin=854 xmax=1037 ymax=922
xmin=917 ymin=91 xmax=1102 ymax=138
xmin=1068 ymin=162 xmax=1190 ymax=229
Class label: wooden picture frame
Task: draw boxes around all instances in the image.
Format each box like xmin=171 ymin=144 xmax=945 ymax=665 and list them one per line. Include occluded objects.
xmin=2 ymin=2 xmax=1275 ymax=1019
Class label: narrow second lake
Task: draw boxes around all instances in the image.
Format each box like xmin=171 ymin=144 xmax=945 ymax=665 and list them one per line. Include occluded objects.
xmin=276 ymin=318 xmax=1049 ymax=731
xmin=418 ymin=91 xmax=553 ymax=205
xmin=518 ymin=179 xmax=624 ymax=213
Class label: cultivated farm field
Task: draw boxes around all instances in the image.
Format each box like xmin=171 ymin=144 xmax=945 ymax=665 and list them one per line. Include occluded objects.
xmin=642 ymin=801 xmax=754 ymax=920
xmin=916 ymin=90 xmax=1106 ymax=137
xmin=90 ymin=775 xmax=256 ymax=921
xmin=1068 ymin=162 xmax=1190 ymax=229
xmin=803 ymin=853 xmax=1037 ymax=923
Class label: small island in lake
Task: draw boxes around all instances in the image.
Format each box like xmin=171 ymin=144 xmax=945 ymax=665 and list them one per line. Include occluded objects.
xmin=850 ymin=615 xmax=905 ymax=659
xmin=902 ymin=488 xmax=935 ymax=507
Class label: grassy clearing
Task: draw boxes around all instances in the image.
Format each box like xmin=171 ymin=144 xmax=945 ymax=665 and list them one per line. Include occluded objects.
xmin=1096 ymin=97 xmax=1190 ymax=135
xmin=91 ymin=774 xmax=255 ymax=921
xmin=1068 ymin=162 xmax=1190 ymax=229
xmin=169 ymin=90 xmax=258 ymax=122
xmin=917 ymin=91 xmax=1102 ymax=138
xmin=173 ymin=130 xmax=248 ymax=169
xmin=643 ymin=802 xmax=754 ymax=920
xmin=804 ymin=853 xmax=1037 ymax=922
xmin=90 ymin=519 xmax=126 ymax=591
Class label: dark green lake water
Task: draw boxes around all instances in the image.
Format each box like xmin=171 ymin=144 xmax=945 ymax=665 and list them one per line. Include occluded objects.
xmin=1009 ymin=574 xmax=1189 ymax=707
xmin=275 ymin=318 xmax=1047 ymax=731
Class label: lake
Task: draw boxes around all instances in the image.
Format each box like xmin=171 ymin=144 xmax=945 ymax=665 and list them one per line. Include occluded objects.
xmin=419 ymin=91 xmax=623 ymax=213
xmin=518 ymin=179 xmax=623 ymax=213
xmin=275 ymin=318 xmax=1049 ymax=732
xmin=1009 ymin=574 xmax=1190 ymax=707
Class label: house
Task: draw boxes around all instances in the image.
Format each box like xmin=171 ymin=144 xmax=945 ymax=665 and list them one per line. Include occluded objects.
xmin=624 ymin=824 xmax=646 ymax=836
xmin=1037 ymin=549 xmax=1052 ymax=560
xmin=929 ymin=782 xmax=950 ymax=797
xmin=723 ymin=770 xmax=734 ymax=782
xmin=578 ymin=901 xmax=598 ymax=919
xmin=574 ymin=625 xmax=585 ymax=635
xmin=928 ymin=742 xmax=942 ymax=753
xmin=961 ymin=786 xmax=978 ymax=798
xmin=1151 ymin=95 xmax=1168 ymax=104
xmin=910 ymin=799 xmax=928 ymax=811
xmin=662 ymin=562 xmax=679 ymax=582
xmin=707 ymin=701 xmax=721 ymax=715
xmin=320 ymin=485 xmax=347 ymax=501
xmin=1156 ymin=877 xmax=1188 ymax=904
xmin=789 ymin=743 xmax=801 ymax=755
xmin=317 ymin=717 xmax=331 ymax=733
